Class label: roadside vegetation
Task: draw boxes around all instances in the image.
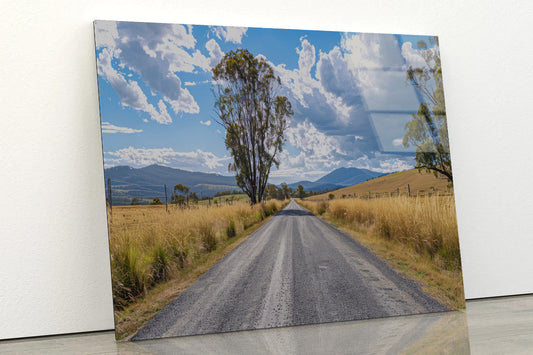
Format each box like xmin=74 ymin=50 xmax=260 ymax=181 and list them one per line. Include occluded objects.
xmin=108 ymin=199 xmax=286 ymax=338
xmin=299 ymin=195 xmax=464 ymax=310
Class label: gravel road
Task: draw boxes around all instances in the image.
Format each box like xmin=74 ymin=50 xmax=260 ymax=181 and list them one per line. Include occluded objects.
xmin=133 ymin=200 xmax=448 ymax=340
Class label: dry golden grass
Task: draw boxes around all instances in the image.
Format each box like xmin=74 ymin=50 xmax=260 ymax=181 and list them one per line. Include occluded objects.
xmin=307 ymin=169 xmax=451 ymax=201
xmin=108 ymin=200 xmax=285 ymax=310
xmin=299 ymin=195 xmax=464 ymax=309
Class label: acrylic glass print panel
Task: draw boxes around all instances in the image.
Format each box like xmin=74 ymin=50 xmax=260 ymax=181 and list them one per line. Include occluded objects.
xmin=94 ymin=20 xmax=465 ymax=341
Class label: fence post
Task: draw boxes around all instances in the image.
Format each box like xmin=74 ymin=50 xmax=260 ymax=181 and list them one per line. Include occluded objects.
xmin=164 ymin=184 xmax=168 ymax=213
xmin=408 ymin=184 xmax=411 ymax=197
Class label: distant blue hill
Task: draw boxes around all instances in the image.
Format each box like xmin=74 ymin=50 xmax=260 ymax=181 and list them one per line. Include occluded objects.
xmin=315 ymin=167 xmax=384 ymax=186
xmin=287 ymin=167 xmax=384 ymax=192
xmin=104 ymin=164 xmax=239 ymax=205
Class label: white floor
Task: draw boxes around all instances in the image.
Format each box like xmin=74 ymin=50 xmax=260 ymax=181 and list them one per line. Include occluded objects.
xmin=1 ymin=294 xmax=532 ymax=354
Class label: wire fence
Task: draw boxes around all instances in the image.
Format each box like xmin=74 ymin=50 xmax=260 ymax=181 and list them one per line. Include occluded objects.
xmin=105 ymin=179 xmax=246 ymax=209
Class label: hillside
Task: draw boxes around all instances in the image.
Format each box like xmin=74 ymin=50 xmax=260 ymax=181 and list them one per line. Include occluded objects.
xmin=315 ymin=167 xmax=383 ymax=186
xmin=105 ymin=165 xmax=239 ymax=205
xmin=306 ymin=169 xmax=452 ymax=200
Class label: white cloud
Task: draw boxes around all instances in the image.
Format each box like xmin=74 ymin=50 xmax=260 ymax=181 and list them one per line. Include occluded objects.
xmin=296 ymin=37 xmax=315 ymax=78
xmin=165 ymin=88 xmax=200 ymax=115
xmin=105 ymin=146 xmax=230 ymax=171
xmin=94 ymin=21 xmax=118 ymax=51
xmin=392 ymin=138 xmax=403 ymax=146
xmin=270 ymin=39 xmax=352 ymax=130
xmin=156 ymin=100 xmax=172 ymax=124
xmin=200 ymin=120 xmax=211 ymax=126
xmin=94 ymin=21 xmax=210 ymax=122
xmin=101 ymin=122 xmax=143 ymax=134
xmin=285 ymin=120 xmax=343 ymax=158
xmin=97 ymin=48 xmax=172 ymax=124
xmin=401 ymin=42 xmax=427 ymax=69
xmin=211 ymin=26 xmax=248 ymax=44
xmin=269 ymin=166 xmax=329 ymax=183
xmin=321 ymin=33 xmax=420 ymax=112
xmin=349 ymin=153 xmax=415 ymax=173
xmin=184 ymin=79 xmax=212 ymax=87
xmin=270 ymin=120 xmax=351 ymax=182
xmin=206 ymin=39 xmax=224 ymax=67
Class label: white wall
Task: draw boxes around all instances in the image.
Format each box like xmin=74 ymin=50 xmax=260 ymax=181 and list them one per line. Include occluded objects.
xmin=1 ymin=0 xmax=532 ymax=340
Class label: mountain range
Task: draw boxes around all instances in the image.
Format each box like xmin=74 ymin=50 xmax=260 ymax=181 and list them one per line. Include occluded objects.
xmin=105 ymin=165 xmax=385 ymax=205
xmin=287 ymin=167 xmax=384 ymax=192
xmin=105 ymin=165 xmax=239 ymax=205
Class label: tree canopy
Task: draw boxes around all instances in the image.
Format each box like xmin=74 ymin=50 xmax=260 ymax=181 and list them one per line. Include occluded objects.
xmin=296 ymin=184 xmax=306 ymax=199
xmin=171 ymin=184 xmax=189 ymax=205
xmin=150 ymin=197 xmax=163 ymax=205
xmin=403 ymin=37 xmax=453 ymax=184
xmin=212 ymin=49 xmax=293 ymax=204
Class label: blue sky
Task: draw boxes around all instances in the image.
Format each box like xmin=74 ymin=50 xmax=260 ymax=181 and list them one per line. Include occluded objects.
xmin=94 ymin=21 xmax=439 ymax=184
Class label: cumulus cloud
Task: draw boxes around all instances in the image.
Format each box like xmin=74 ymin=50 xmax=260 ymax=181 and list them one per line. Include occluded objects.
xmin=94 ymin=21 xmax=118 ymax=52
xmin=285 ymin=120 xmax=342 ymax=159
xmin=392 ymin=138 xmax=403 ymax=146
xmin=296 ymin=37 xmax=316 ymax=78
xmin=266 ymin=35 xmax=427 ymax=181
xmin=206 ymin=39 xmax=224 ymax=67
xmin=211 ymin=26 xmax=248 ymax=44
xmin=200 ymin=120 xmax=211 ymax=126
xmin=95 ymin=20 xmax=219 ymax=123
xmin=281 ymin=35 xmax=422 ymax=150
xmin=101 ymin=122 xmax=143 ymax=134
xmin=97 ymin=48 xmax=172 ymax=124
xmin=270 ymin=120 xmax=352 ymax=181
xmin=401 ymin=42 xmax=427 ymax=69
xmin=349 ymin=153 xmax=415 ymax=173
xmin=270 ymin=39 xmax=352 ymax=134
xmin=323 ymin=33 xmax=420 ymax=111
xmin=105 ymin=146 xmax=230 ymax=171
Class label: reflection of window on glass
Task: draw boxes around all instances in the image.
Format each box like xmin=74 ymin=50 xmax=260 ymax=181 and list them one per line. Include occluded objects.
xmin=403 ymin=37 xmax=452 ymax=185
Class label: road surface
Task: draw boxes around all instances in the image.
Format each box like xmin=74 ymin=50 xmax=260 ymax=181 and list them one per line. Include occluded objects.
xmin=133 ymin=200 xmax=448 ymax=340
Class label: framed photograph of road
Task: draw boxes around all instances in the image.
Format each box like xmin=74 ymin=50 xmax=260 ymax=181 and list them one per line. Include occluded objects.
xmin=94 ymin=20 xmax=465 ymax=341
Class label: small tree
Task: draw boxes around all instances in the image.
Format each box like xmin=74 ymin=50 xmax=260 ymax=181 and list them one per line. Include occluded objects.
xmin=280 ymin=183 xmax=293 ymax=200
xmin=213 ymin=49 xmax=293 ymax=204
xmin=328 ymin=193 xmax=335 ymax=200
xmin=189 ymin=192 xmax=199 ymax=204
xmin=131 ymin=197 xmax=140 ymax=205
xmin=296 ymin=184 xmax=306 ymax=199
xmin=171 ymin=184 xmax=189 ymax=205
xmin=150 ymin=197 xmax=163 ymax=205
xmin=403 ymin=37 xmax=452 ymax=184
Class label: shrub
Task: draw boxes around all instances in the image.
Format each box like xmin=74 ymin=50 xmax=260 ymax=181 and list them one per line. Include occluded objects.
xmin=150 ymin=197 xmax=163 ymax=205
xmin=226 ymin=219 xmax=236 ymax=238
xmin=150 ymin=244 xmax=170 ymax=284
xmin=200 ymin=225 xmax=217 ymax=252
xmin=111 ymin=242 xmax=146 ymax=308
xmin=317 ymin=201 xmax=328 ymax=215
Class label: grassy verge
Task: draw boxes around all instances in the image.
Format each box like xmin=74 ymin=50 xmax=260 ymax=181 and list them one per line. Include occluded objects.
xmin=108 ymin=200 xmax=288 ymax=339
xmin=298 ymin=197 xmax=464 ymax=310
